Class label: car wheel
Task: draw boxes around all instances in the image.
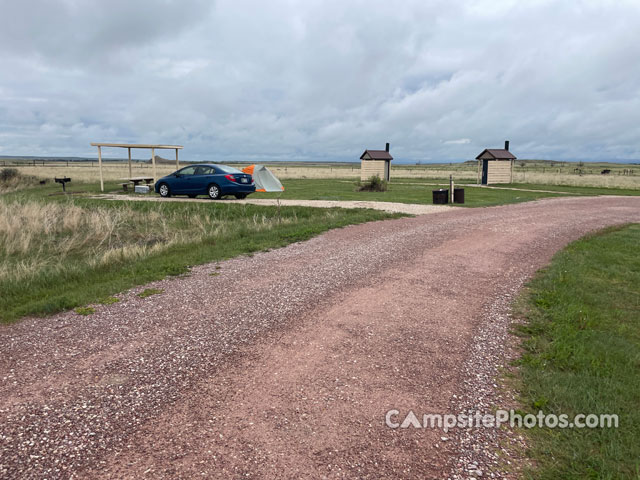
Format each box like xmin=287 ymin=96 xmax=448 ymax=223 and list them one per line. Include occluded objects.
xmin=158 ymin=183 xmax=170 ymax=197
xmin=234 ymin=193 xmax=247 ymax=199
xmin=188 ymin=194 xmax=197 ymax=198
xmin=208 ymin=184 xmax=221 ymax=200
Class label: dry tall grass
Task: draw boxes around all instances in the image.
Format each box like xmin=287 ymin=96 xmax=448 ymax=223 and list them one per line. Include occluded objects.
xmin=0 ymin=168 xmax=41 ymax=193
xmin=511 ymin=171 xmax=640 ymax=189
xmin=0 ymin=199 xmax=297 ymax=285
xmin=9 ymin=163 xmax=179 ymax=183
xmin=267 ymin=166 xmax=480 ymax=180
xmin=10 ymin=163 xmax=441 ymax=181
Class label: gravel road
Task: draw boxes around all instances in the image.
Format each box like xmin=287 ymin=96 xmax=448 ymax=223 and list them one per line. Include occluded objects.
xmin=1 ymin=196 xmax=639 ymax=479
xmin=94 ymin=193 xmax=456 ymax=215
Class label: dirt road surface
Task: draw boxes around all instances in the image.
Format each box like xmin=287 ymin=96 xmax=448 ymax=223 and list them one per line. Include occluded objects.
xmin=1 ymin=196 xmax=639 ymax=479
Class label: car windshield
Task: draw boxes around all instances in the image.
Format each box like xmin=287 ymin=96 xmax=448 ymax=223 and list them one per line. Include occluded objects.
xmin=215 ymin=165 xmax=243 ymax=174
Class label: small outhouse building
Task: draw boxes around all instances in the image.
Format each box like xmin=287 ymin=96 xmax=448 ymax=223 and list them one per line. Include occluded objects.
xmin=360 ymin=143 xmax=393 ymax=181
xmin=476 ymin=141 xmax=517 ymax=184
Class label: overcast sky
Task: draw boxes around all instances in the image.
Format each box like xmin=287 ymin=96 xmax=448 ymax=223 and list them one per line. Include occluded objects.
xmin=1 ymin=0 xmax=639 ymax=163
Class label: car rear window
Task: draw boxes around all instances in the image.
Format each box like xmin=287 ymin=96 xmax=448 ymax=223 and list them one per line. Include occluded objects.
xmin=215 ymin=165 xmax=243 ymax=174
xmin=195 ymin=166 xmax=215 ymax=175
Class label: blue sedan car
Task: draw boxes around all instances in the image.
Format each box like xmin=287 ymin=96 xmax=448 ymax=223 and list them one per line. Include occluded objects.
xmin=154 ymin=164 xmax=256 ymax=199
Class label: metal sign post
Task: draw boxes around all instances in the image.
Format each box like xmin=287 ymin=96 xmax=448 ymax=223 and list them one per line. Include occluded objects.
xmin=449 ymin=175 xmax=454 ymax=203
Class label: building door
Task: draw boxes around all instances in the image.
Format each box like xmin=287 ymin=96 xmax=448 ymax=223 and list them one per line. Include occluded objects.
xmin=385 ymin=161 xmax=390 ymax=181
xmin=481 ymin=160 xmax=488 ymax=184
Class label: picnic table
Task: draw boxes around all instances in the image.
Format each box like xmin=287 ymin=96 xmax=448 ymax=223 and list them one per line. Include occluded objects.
xmin=119 ymin=177 xmax=154 ymax=192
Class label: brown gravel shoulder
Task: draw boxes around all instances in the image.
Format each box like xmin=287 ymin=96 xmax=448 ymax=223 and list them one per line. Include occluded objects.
xmin=1 ymin=196 xmax=639 ymax=479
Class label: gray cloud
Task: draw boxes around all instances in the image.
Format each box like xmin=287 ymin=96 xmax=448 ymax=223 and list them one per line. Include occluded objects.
xmin=1 ymin=0 xmax=639 ymax=162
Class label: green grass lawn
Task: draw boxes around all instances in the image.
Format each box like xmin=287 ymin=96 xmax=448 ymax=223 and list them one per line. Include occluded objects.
xmin=0 ymin=182 xmax=400 ymax=323
xmin=251 ymin=178 xmax=572 ymax=207
xmin=514 ymin=224 xmax=640 ymax=479
xmin=508 ymin=183 xmax=640 ymax=196
xmin=384 ymin=178 xmax=640 ymax=197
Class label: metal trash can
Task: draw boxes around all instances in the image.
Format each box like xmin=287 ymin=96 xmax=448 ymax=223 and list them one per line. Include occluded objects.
xmin=453 ymin=188 xmax=465 ymax=204
xmin=134 ymin=185 xmax=150 ymax=194
xmin=432 ymin=189 xmax=449 ymax=204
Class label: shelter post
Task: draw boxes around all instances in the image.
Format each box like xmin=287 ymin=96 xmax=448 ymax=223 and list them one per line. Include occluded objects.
xmin=128 ymin=147 xmax=132 ymax=179
xmin=151 ymin=147 xmax=156 ymax=184
xmin=98 ymin=146 xmax=104 ymax=192
xmin=175 ymin=148 xmax=179 ymax=169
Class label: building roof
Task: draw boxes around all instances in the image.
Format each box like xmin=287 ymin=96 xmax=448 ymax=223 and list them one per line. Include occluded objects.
xmin=90 ymin=143 xmax=183 ymax=149
xmin=360 ymin=149 xmax=393 ymax=160
xmin=475 ymin=148 xmax=516 ymax=160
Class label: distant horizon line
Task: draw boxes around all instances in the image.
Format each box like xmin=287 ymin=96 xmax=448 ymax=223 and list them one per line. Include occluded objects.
xmin=1 ymin=154 xmax=639 ymax=165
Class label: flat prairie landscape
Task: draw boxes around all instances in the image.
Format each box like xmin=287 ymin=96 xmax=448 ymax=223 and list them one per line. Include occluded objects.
xmin=3 ymin=158 xmax=639 ymax=189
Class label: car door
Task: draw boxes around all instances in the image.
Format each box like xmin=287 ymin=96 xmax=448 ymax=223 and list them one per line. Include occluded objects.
xmin=172 ymin=166 xmax=197 ymax=193
xmin=192 ymin=166 xmax=214 ymax=193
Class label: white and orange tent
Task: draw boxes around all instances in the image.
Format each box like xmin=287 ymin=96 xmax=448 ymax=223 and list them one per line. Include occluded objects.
xmin=241 ymin=164 xmax=284 ymax=192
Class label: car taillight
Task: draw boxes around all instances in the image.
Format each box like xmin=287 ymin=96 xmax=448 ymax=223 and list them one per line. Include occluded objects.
xmin=225 ymin=174 xmax=238 ymax=182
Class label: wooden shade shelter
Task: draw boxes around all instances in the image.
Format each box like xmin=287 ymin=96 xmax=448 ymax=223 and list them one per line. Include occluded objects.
xmin=90 ymin=143 xmax=183 ymax=192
